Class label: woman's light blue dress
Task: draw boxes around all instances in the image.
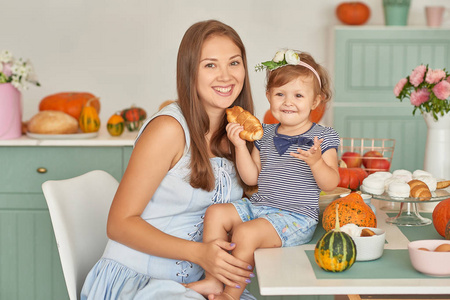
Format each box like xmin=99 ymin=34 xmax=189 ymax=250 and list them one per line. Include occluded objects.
xmin=81 ymin=103 xmax=255 ymax=300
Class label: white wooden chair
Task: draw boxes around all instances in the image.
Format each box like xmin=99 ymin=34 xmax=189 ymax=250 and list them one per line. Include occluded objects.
xmin=42 ymin=170 xmax=119 ymax=300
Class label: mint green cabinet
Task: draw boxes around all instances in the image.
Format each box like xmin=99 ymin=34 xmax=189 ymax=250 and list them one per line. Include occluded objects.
xmin=0 ymin=145 xmax=132 ymax=300
xmin=333 ymin=27 xmax=450 ymax=171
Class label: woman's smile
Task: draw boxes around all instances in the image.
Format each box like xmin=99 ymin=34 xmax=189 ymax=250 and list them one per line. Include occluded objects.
xmin=213 ymin=85 xmax=234 ymax=96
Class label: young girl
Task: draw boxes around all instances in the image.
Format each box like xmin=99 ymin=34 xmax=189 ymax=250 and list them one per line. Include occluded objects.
xmin=186 ymin=49 xmax=340 ymax=300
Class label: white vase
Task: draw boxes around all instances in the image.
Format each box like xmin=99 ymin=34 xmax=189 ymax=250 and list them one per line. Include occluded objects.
xmin=0 ymin=83 xmax=22 ymax=140
xmin=420 ymin=112 xmax=450 ymax=212
xmin=422 ymin=112 xmax=450 ymax=180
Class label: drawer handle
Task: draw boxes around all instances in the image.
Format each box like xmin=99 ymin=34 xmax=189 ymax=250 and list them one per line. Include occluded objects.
xmin=37 ymin=167 xmax=48 ymax=174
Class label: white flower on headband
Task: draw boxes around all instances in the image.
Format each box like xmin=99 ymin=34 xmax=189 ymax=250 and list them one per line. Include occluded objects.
xmin=273 ymin=51 xmax=285 ymax=63
xmin=255 ymin=49 xmax=323 ymax=88
xmin=285 ymin=50 xmax=300 ymax=65
xmin=255 ymin=49 xmax=301 ymax=72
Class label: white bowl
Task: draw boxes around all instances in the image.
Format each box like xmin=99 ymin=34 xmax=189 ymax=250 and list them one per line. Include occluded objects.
xmin=352 ymin=227 xmax=386 ymax=261
xmin=408 ymin=240 xmax=450 ymax=277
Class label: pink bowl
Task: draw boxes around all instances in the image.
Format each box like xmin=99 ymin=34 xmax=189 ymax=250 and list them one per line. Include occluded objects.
xmin=408 ymin=240 xmax=450 ymax=277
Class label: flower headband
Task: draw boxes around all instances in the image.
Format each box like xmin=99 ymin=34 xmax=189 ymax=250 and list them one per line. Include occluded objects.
xmin=255 ymin=49 xmax=322 ymax=88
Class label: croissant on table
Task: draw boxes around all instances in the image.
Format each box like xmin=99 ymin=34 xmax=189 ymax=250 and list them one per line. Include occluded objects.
xmin=408 ymin=179 xmax=432 ymax=201
xmin=437 ymin=180 xmax=450 ymax=189
xmin=226 ymin=106 xmax=263 ymax=142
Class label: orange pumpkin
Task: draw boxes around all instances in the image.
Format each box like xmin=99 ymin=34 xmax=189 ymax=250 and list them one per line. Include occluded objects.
xmin=338 ymin=167 xmax=368 ymax=191
xmin=432 ymin=198 xmax=450 ymax=238
xmin=39 ymin=92 xmax=101 ymax=120
xmin=336 ymin=2 xmax=370 ymax=25
xmin=159 ymin=100 xmax=175 ymax=110
xmin=322 ymin=192 xmax=376 ymax=232
xmin=263 ymin=104 xmax=326 ymax=125
xmin=310 ymin=102 xmax=326 ymax=123
xmin=446 ymin=219 xmax=450 ymax=240
xmin=263 ymin=110 xmax=279 ymax=124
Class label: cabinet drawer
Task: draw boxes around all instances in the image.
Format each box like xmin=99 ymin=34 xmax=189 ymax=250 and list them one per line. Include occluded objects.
xmin=0 ymin=146 xmax=123 ymax=193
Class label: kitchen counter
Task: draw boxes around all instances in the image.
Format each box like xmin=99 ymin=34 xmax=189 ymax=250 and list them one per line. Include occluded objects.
xmin=0 ymin=127 xmax=138 ymax=146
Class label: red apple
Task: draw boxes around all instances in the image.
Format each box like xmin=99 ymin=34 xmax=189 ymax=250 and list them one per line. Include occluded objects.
xmin=341 ymin=151 xmax=362 ymax=168
xmin=367 ymin=158 xmax=391 ymax=174
xmin=362 ymin=150 xmax=383 ymax=168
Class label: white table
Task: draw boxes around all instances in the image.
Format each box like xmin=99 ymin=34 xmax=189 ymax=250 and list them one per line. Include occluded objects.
xmin=254 ymin=204 xmax=450 ymax=297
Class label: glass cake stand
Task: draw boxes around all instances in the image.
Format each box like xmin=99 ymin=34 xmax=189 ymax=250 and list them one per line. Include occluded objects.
xmin=368 ymin=188 xmax=450 ymax=226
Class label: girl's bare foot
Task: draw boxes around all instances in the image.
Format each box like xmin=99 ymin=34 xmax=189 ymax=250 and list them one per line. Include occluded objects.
xmin=184 ymin=278 xmax=223 ymax=297
xmin=208 ymin=291 xmax=237 ymax=300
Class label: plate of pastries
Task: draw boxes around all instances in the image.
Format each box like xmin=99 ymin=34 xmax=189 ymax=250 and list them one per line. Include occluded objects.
xmin=360 ymin=169 xmax=450 ymax=202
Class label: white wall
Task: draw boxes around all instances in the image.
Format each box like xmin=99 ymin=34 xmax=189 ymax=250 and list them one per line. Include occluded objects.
xmin=3 ymin=0 xmax=449 ymax=125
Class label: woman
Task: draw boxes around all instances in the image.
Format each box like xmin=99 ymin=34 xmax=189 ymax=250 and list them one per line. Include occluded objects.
xmin=81 ymin=19 xmax=257 ymax=299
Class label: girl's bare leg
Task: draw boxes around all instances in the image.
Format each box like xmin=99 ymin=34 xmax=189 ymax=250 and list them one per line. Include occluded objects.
xmin=185 ymin=203 xmax=243 ymax=296
xmin=213 ymin=218 xmax=281 ymax=300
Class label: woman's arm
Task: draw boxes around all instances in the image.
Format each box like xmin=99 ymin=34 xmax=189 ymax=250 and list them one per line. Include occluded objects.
xmin=226 ymin=123 xmax=260 ymax=186
xmin=107 ymin=116 xmax=253 ymax=285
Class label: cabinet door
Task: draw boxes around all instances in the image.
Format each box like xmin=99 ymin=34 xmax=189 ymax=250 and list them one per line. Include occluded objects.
xmin=333 ymin=27 xmax=450 ymax=171
xmin=0 ymin=146 xmax=126 ymax=300
xmin=0 ymin=194 xmax=68 ymax=300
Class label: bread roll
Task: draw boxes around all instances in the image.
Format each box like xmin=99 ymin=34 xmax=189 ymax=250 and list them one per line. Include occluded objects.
xmin=437 ymin=180 xmax=450 ymax=189
xmin=408 ymin=179 xmax=426 ymax=190
xmin=408 ymin=179 xmax=431 ymax=200
xmin=361 ymin=228 xmax=376 ymax=237
xmin=28 ymin=110 xmax=79 ymax=134
xmin=226 ymin=106 xmax=263 ymax=142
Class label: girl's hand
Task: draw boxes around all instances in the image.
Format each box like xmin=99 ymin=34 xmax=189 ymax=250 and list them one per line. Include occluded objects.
xmin=290 ymin=136 xmax=323 ymax=167
xmin=226 ymin=123 xmax=246 ymax=149
xmin=197 ymin=239 xmax=253 ymax=288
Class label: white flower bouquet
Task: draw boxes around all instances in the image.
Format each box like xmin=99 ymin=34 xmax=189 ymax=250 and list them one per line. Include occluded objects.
xmin=0 ymin=50 xmax=40 ymax=91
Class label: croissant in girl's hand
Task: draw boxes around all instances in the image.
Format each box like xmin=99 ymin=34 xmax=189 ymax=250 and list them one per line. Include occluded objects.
xmin=226 ymin=106 xmax=263 ymax=142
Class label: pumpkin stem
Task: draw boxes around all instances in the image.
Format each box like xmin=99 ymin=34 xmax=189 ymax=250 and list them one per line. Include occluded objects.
xmin=335 ymin=204 xmax=341 ymax=231
xmin=86 ymin=97 xmax=100 ymax=107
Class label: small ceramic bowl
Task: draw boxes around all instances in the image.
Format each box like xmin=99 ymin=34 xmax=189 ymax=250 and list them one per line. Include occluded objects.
xmin=352 ymin=227 xmax=386 ymax=261
xmin=408 ymin=240 xmax=450 ymax=277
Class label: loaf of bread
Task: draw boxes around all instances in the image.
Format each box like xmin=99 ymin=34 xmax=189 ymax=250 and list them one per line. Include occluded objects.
xmin=28 ymin=110 xmax=79 ymax=134
xmin=408 ymin=179 xmax=432 ymax=201
xmin=226 ymin=106 xmax=263 ymax=142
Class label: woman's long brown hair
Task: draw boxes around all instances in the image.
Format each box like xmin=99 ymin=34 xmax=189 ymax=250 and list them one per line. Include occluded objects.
xmin=177 ymin=20 xmax=254 ymax=191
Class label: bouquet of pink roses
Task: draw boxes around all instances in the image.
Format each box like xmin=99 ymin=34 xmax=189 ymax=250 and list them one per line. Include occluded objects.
xmin=394 ymin=65 xmax=450 ymax=120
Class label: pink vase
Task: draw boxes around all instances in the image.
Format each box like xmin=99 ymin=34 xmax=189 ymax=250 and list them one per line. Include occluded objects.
xmin=0 ymin=83 xmax=22 ymax=139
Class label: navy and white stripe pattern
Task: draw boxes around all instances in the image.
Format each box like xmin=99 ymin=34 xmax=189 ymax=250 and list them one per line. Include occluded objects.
xmin=251 ymin=123 xmax=340 ymax=221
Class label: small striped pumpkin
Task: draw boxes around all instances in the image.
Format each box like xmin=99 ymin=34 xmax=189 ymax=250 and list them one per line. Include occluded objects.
xmin=107 ymin=113 xmax=125 ymax=136
xmin=79 ymin=98 xmax=101 ymax=133
xmin=315 ymin=204 xmax=356 ymax=272
xmin=121 ymin=106 xmax=147 ymax=131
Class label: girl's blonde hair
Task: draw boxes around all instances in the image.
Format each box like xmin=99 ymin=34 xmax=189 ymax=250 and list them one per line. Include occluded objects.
xmin=177 ymin=19 xmax=254 ymax=191
xmin=266 ymin=52 xmax=332 ymax=104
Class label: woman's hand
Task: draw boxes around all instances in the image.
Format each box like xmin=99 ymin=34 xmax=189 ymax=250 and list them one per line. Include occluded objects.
xmin=196 ymin=239 xmax=253 ymax=288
